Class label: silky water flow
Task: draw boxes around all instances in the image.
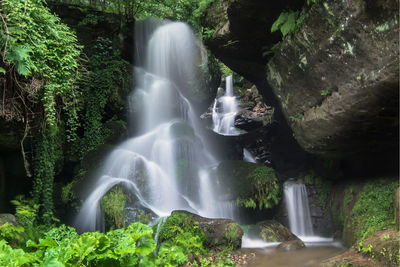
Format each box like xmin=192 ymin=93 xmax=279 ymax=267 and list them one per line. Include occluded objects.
xmin=75 ymin=20 xmax=236 ymax=232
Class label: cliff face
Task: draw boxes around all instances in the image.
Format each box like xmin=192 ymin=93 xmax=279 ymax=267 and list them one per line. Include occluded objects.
xmin=266 ymin=0 xmax=399 ymax=159
xmin=203 ymin=0 xmax=399 ymax=163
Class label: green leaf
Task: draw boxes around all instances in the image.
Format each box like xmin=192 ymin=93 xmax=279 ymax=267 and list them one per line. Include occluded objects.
xmin=271 ymin=12 xmax=289 ymax=32
xmin=0 ymin=67 xmax=5 ymax=74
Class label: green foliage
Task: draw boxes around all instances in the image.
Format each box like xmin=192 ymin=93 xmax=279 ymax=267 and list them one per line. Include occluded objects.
xmin=236 ymin=167 xmax=280 ymax=210
xmin=271 ymin=0 xmax=320 ymax=39
xmin=271 ymin=11 xmax=300 ymax=37
xmin=320 ymin=89 xmax=329 ymax=96
xmin=350 ymin=179 xmax=397 ymax=241
xmin=32 ymin=129 xmax=64 ymax=225
xmin=101 ymin=186 xmax=127 ymax=229
xmin=289 ymin=113 xmax=304 ymax=122
xmin=78 ymin=37 xmax=130 ymax=159
xmin=1 ymin=0 xmax=82 ymax=133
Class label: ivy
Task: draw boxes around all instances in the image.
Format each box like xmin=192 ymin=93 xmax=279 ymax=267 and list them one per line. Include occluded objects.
xmin=1 ymin=0 xmax=82 ymax=134
xmin=78 ymin=37 xmax=130 ymax=159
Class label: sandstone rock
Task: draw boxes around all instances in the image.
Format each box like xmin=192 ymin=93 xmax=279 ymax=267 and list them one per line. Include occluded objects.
xmin=247 ymin=220 xmax=300 ymax=243
xmin=266 ymin=0 xmax=399 ymax=158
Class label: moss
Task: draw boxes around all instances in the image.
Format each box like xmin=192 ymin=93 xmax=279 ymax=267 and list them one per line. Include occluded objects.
xmin=332 ymin=178 xmax=398 ymax=246
xmin=101 ymin=186 xmax=126 ymax=230
xmin=156 ymin=211 xmax=206 ymax=244
xmin=224 ymin=223 xmax=242 ymax=249
xmin=304 ymin=172 xmax=332 ymax=210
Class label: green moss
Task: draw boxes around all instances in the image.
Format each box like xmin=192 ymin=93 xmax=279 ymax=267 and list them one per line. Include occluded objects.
xmin=156 ymin=211 xmax=206 ymax=244
xmin=224 ymin=223 xmax=242 ymax=249
xmin=101 ymin=186 xmax=126 ymax=229
xmin=350 ymin=179 xmax=397 ymax=241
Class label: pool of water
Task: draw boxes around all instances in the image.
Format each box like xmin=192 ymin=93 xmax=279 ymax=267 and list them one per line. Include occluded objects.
xmin=243 ymin=245 xmax=345 ymax=267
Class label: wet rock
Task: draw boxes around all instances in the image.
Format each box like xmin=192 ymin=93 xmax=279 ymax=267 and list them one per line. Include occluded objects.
xmin=247 ymin=220 xmax=300 ymax=242
xmin=266 ymin=0 xmax=399 ymax=159
xmin=276 ymin=239 xmax=305 ymax=251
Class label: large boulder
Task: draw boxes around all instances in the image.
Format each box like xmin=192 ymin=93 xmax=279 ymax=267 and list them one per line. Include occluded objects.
xmin=157 ymin=210 xmax=243 ymax=250
xmin=266 ymin=0 xmax=399 ymax=159
xmin=246 ymin=220 xmax=300 ymax=242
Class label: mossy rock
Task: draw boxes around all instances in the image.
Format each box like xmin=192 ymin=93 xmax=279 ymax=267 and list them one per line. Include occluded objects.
xmin=157 ymin=210 xmax=243 ymax=250
xmin=215 ymin=161 xmax=281 ymax=210
xmin=322 ymin=230 xmax=399 ymax=267
xmin=330 ymin=177 xmax=398 ymax=247
xmin=245 ymin=220 xmax=300 ymax=243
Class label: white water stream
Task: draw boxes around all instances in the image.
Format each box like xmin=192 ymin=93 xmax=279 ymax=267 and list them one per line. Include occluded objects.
xmin=75 ymin=20 xmax=235 ymax=232
xmin=212 ymin=75 xmax=240 ymax=135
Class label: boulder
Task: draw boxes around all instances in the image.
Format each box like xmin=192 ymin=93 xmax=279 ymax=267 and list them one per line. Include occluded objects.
xmin=276 ymin=239 xmax=305 ymax=251
xmin=157 ymin=210 xmax=243 ymax=250
xmin=266 ymin=0 xmax=399 ymax=159
xmin=246 ymin=220 xmax=300 ymax=243
xmin=0 ymin=214 xmax=18 ymax=226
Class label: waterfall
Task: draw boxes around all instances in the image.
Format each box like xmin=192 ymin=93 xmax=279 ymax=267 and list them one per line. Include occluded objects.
xmin=243 ymin=148 xmax=257 ymax=163
xmin=283 ymin=180 xmax=314 ymax=237
xmin=74 ymin=20 xmax=236 ymax=232
xmin=212 ymin=75 xmax=240 ymax=135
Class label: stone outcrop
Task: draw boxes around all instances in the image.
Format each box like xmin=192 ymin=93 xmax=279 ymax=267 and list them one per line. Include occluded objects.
xmin=266 ymin=0 xmax=399 ymax=159
xmin=204 ymin=0 xmax=399 ymax=164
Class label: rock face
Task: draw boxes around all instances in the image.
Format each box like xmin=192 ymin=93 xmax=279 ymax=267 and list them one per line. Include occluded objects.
xmin=202 ymin=0 xmax=303 ymax=95
xmin=266 ymin=0 xmax=399 ymax=158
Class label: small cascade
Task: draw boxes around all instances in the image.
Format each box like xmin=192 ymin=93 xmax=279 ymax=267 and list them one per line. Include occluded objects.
xmin=284 ymin=180 xmax=314 ymax=237
xmin=243 ymin=148 xmax=257 ymax=163
xmin=212 ymin=75 xmax=240 ymax=135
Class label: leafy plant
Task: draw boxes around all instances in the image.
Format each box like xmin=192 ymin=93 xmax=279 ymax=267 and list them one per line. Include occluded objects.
xmin=237 ymin=167 xmax=281 ymax=210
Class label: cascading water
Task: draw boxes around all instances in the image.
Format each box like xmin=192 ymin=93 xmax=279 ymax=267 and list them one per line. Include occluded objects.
xmin=243 ymin=148 xmax=257 ymax=163
xmin=283 ymin=180 xmax=314 ymax=237
xmin=212 ymin=75 xmax=240 ymax=135
xmin=75 ymin=20 xmax=236 ymax=232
